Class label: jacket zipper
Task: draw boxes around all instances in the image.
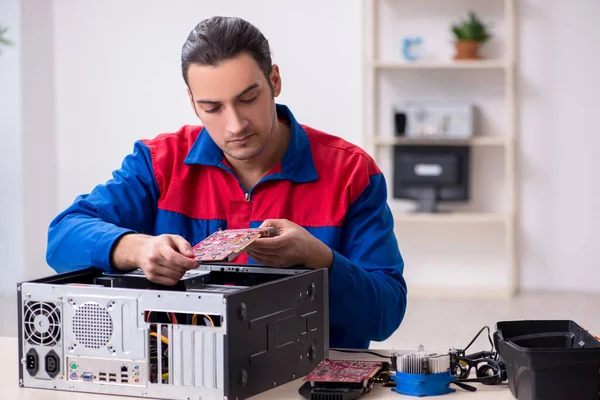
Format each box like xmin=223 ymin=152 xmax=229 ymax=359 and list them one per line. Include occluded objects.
xmin=216 ymin=161 xmax=254 ymax=202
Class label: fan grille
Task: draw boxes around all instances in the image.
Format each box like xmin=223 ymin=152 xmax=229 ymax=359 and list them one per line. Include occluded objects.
xmin=72 ymin=302 xmax=113 ymax=349
xmin=24 ymin=301 xmax=61 ymax=346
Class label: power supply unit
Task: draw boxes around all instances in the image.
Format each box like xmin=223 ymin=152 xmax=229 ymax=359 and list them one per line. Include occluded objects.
xmin=16 ymin=264 xmax=328 ymax=400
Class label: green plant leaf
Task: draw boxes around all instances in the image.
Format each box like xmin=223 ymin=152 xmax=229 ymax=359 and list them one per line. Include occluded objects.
xmin=451 ymin=25 xmax=465 ymax=41
xmin=450 ymin=11 xmax=492 ymax=43
xmin=0 ymin=25 xmax=14 ymax=47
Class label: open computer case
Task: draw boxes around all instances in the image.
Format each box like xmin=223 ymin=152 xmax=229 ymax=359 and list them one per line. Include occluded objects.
xmin=16 ymin=264 xmax=328 ymax=400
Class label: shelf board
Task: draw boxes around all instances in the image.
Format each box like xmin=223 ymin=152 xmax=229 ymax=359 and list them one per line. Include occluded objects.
xmin=375 ymin=136 xmax=509 ymax=147
xmin=373 ymin=59 xmax=507 ymax=70
xmin=392 ymin=212 xmax=508 ymax=224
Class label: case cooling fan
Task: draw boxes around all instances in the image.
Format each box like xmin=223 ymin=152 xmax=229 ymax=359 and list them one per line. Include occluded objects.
xmin=391 ymin=349 xmax=456 ymax=397
xmin=24 ymin=301 xmax=61 ymax=346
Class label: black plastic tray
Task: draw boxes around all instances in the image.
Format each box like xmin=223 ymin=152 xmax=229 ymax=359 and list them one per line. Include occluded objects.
xmin=494 ymin=320 xmax=600 ymax=400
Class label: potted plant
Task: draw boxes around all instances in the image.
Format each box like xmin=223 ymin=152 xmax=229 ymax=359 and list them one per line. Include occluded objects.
xmin=0 ymin=25 xmax=14 ymax=54
xmin=451 ymin=11 xmax=492 ymax=60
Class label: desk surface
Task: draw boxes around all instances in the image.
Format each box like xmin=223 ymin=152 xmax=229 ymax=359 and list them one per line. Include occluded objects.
xmin=1 ymin=337 xmax=513 ymax=399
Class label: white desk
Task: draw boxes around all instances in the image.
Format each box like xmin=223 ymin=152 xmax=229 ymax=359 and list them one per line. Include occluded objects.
xmin=1 ymin=337 xmax=513 ymax=399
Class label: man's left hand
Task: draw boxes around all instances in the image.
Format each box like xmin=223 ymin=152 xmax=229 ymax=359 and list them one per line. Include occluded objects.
xmin=245 ymin=219 xmax=333 ymax=269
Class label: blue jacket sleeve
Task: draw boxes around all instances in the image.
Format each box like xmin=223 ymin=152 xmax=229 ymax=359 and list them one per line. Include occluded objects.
xmin=46 ymin=141 xmax=160 ymax=273
xmin=328 ymin=172 xmax=407 ymax=342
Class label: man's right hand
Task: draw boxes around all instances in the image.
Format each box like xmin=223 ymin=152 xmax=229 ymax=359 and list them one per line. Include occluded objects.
xmin=111 ymin=234 xmax=199 ymax=286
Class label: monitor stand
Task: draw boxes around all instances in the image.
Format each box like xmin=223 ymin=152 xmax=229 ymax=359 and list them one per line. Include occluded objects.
xmin=414 ymin=187 xmax=439 ymax=213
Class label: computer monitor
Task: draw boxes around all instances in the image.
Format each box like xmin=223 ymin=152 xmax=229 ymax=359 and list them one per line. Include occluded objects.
xmin=393 ymin=145 xmax=470 ymax=213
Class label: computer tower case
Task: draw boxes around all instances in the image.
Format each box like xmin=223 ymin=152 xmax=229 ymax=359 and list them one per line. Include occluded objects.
xmin=16 ymin=264 xmax=329 ymax=400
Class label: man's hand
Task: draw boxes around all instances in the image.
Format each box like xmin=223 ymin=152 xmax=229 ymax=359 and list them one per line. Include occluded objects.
xmin=112 ymin=234 xmax=198 ymax=285
xmin=246 ymin=219 xmax=333 ymax=269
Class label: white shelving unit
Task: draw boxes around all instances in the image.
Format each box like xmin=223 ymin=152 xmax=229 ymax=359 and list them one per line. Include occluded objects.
xmin=363 ymin=0 xmax=518 ymax=296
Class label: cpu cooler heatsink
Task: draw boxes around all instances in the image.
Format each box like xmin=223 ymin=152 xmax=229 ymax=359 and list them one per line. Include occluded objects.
xmin=391 ymin=350 xmax=456 ymax=397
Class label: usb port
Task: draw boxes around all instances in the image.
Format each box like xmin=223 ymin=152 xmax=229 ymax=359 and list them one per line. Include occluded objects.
xmin=120 ymin=374 xmax=128 ymax=379
xmin=109 ymin=373 xmax=116 ymax=378
xmin=99 ymin=376 xmax=106 ymax=382
xmin=99 ymin=372 xmax=107 ymax=377
xmin=109 ymin=377 xmax=117 ymax=382
xmin=121 ymin=379 xmax=128 ymax=383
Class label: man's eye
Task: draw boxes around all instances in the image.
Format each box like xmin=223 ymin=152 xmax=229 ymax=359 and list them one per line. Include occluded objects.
xmin=240 ymin=95 xmax=257 ymax=104
xmin=204 ymin=106 xmax=221 ymax=114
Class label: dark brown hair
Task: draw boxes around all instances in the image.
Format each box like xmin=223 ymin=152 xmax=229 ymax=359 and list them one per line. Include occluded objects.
xmin=181 ymin=16 xmax=273 ymax=86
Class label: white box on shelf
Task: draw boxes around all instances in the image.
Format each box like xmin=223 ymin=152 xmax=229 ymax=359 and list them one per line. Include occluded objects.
xmin=394 ymin=101 xmax=474 ymax=140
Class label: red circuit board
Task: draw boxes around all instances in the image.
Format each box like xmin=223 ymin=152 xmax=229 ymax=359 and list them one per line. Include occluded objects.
xmin=192 ymin=228 xmax=278 ymax=262
xmin=304 ymin=360 xmax=382 ymax=383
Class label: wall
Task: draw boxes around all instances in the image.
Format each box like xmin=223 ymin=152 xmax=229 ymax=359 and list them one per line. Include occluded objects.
xmin=20 ymin=0 xmax=57 ymax=282
xmin=518 ymin=0 xmax=600 ymax=292
xmin=0 ymin=0 xmax=24 ymax=295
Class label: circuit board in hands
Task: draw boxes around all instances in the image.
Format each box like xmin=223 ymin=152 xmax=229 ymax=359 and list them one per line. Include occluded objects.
xmin=192 ymin=228 xmax=279 ymax=262
xmin=304 ymin=360 xmax=382 ymax=383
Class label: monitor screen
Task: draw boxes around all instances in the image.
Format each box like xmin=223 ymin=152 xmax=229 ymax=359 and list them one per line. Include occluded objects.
xmin=393 ymin=145 xmax=470 ymax=212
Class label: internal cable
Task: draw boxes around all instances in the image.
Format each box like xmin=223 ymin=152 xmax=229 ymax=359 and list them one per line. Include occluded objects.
xmin=191 ymin=314 xmax=214 ymax=327
xmin=150 ymin=331 xmax=169 ymax=345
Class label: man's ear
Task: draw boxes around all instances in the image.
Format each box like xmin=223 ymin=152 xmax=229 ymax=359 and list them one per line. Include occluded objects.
xmin=270 ymin=64 xmax=282 ymax=97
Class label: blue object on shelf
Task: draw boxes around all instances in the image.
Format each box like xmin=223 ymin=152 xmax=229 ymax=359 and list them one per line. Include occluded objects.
xmin=391 ymin=370 xmax=456 ymax=397
xmin=402 ymin=37 xmax=423 ymax=61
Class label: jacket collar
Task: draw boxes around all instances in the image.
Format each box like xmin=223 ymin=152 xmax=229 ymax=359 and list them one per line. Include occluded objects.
xmin=184 ymin=103 xmax=318 ymax=183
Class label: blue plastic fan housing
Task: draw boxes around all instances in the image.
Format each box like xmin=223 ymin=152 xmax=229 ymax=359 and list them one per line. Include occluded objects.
xmin=391 ymin=370 xmax=456 ymax=397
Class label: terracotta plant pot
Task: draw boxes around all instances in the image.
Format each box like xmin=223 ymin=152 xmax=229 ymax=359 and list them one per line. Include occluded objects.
xmin=454 ymin=40 xmax=481 ymax=60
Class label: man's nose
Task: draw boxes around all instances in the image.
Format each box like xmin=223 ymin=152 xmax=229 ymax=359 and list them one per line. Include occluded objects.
xmin=225 ymin=107 xmax=248 ymax=134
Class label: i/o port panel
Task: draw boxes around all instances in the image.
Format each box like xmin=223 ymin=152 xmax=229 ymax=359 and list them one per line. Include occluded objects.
xmin=66 ymin=357 xmax=145 ymax=386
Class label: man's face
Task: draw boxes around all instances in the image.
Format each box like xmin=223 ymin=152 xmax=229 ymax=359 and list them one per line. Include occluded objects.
xmin=186 ymin=53 xmax=281 ymax=161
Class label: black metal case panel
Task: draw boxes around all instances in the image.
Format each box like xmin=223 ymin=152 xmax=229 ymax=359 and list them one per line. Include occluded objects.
xmin=224 ymin=268 xmax=328 ymax=400
xmin=17 ymin=283 xmax=24 ymax=384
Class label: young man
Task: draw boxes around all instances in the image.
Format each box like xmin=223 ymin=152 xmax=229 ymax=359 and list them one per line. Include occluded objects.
xmin=46 ymin=16 xmax=407 ymax=349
